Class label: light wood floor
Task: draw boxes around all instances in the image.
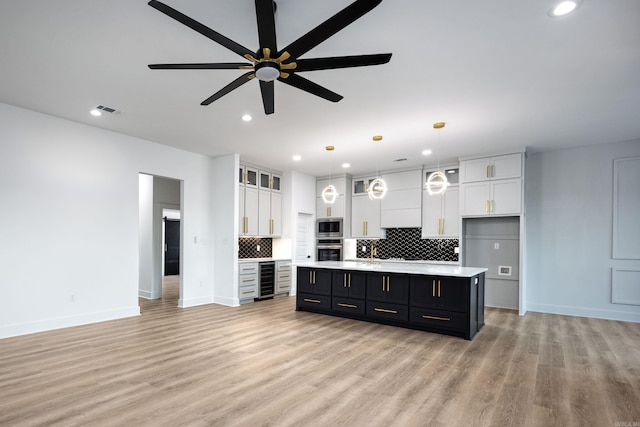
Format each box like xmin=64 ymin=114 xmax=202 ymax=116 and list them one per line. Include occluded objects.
xmin=1 ymin=279 xmax=639 ymax=427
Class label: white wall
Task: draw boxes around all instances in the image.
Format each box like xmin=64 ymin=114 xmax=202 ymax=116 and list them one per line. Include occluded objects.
xmin=0 ymin=102 xmax=212 ymax=338
xmin=525 ymin=139 xmax=640 ymax=322
xmin=138 ymin=174 xmax=154 ymax=298
xmin=210 ymin=154 xmax=239 ymax=306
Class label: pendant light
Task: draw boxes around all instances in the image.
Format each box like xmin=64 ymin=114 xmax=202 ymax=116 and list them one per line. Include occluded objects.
xmin=426 ymin=122 xmax=449 ymax=195
xmin=321 ymin=146 xmax=338 ymax=204
xmin=368 ymin=135 xmax=387 ymax=200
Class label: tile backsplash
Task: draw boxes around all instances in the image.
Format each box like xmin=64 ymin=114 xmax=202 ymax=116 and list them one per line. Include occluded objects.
xmin=356 ymin=228 xmax=459 ymax=262
xmin=239 ymin=238 xmax=273 ymax=259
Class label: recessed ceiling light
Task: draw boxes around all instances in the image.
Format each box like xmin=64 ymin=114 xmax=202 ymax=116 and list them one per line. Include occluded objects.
xmin=342 ymin=163 xmax=350 ymax=168
xmin=90 ymin=109 xmax=102 ymax=117
xmin=242 ymin=114 xmax=252 ymax=122
xmin=292 ymin=155 xmax=302 ymax=161
xmin=549 ymin=0 xmax=581 ymax=17
xmin=422 ymin=149 xmax=432 ymax=156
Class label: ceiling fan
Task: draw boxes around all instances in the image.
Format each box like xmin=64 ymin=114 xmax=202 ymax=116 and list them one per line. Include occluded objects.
xmin=148 ymin=0 xmax=392 ymax=114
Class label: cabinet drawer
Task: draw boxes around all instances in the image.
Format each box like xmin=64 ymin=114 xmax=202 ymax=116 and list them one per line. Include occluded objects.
xmin=238 ymin=275 xmax=258 ymax=287
xmin=366 ymin=302 xmax=409 ymax=322
xmin=409 ymin=308 xmax=466 ymax=330
xmin=277 ymin=262 xmax=292 ymax=272
xmin=239 ymin=263 xmax=259 ymax=274
xmin=297 ymin=293 xmax=331 ymax=310
xmin=239 ymin=285 xmax=258 ymax=300
xmin=332 ymin=297 xmax=365 ymax=315
xmin=277 ymin=271 xmax=292 ymax=281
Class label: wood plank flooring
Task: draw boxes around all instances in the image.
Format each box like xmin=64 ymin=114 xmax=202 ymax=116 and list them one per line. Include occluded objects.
xmin=1 ymin=279 xmax=639 ymax=426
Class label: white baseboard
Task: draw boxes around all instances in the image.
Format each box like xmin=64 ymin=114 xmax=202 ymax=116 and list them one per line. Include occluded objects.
xmin=177 ymin=295 xmax=216 ymax=308
xmin=0 ymin=306 xmax=140 ymax=339
xmin=526 ymin=303 xmax=640 ymax=323
xmin=138 ymin=289 xmax=153 ymax=299
xmin=212 ymin=295 xmax=239 ymax=307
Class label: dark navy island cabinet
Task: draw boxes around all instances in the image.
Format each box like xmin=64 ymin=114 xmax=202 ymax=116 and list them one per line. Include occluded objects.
xmin=297 ymin=266 xmax=485 ymax=340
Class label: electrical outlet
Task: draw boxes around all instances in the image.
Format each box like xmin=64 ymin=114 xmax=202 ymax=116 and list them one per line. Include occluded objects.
xmin=494 ymin=242 xmax=500 ymax=250
xmin=362 ymin=245 xmax=367 ymax=252
xmin=454 ymin=247 xmax=460 ymax=254
xmin=256 ymin=244 xmax=261 ymax=252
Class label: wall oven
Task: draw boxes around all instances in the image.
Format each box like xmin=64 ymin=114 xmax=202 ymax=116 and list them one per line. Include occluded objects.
xmin=316 ymin=218 xmax=343 ymax=238
xmin=317 ymin=239 xmax=343 ymax=261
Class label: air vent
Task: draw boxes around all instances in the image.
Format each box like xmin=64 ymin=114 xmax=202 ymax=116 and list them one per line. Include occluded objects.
xmin=95 ymin=105 xmax=122 ymax=114
xmin=393 ymin=158 xmax=407 ymax=162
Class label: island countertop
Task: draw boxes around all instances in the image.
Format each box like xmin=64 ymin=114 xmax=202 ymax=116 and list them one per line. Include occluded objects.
xmin=294 ymin=261 xmax=487 ymax=278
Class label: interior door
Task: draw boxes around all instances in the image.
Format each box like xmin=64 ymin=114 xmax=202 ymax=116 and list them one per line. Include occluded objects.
xmin=164 ymin=218 xmax=180 ymax=276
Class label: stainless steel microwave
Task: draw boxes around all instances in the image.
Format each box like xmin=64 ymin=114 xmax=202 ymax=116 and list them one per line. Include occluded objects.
xmin=316 ymin=218 xmax=343 ymax=238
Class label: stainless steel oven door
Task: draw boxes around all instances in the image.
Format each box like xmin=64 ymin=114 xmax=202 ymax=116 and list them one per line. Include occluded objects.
xmin=316 ymin=218 xmax=343 ymax=238
xmin=317 ymin=244 xmax=343 ymax=261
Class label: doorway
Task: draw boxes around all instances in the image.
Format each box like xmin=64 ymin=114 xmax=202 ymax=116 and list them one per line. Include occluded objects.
xmin=138 ymin=174 xmax=182 ymax=307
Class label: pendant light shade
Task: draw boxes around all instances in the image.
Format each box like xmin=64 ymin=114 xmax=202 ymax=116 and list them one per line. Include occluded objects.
xmin=321 ymin=184 xmax=338 ymax=204
xmin=426 ymin=171 xmax=449 ymax=195
xmin=322 ymin=145 xmax=337 ymax=204
xmin=368 ymin=178 xmax=387 ymax=200
xmin=426 ymin=122 xmax=449 ymax=195
xmin=367 ymin=135 xmax=387 ymax=200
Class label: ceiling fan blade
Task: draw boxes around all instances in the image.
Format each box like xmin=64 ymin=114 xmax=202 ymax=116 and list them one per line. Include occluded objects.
xmin=201 ymin=72 xmax=255 ymax=105
xmin=149 ymin=63 xmax=252 ymax=70
xmin=278 ymin=74 xmax=343 ymax=102
xmin=295 ymin=53 xmax=391 ymax=72
xmin=259 ymin=80 xmax=275 ymax=115
xmin=278 ymin=0 xmax=382 ymax=59
xmin=255 ymin=0 xmax=277 ymax=53
xmin=148 ymin=0 xmax=255 ymax=58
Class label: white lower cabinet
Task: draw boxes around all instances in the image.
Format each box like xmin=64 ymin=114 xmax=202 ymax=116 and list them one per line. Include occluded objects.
xmin=422 ymin=186 xmax=459 ymax=238
xmin=460 ymin=179 xmax=521 ymax=216
xmin=276 ymin=260 xmax=292 ymax=294
xmin=238 ymin=262 xmax=258 ymax=302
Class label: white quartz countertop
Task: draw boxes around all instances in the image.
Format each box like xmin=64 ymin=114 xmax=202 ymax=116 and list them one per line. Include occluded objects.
xmin=238 ymin=258 xmax=291 ymax=263
xmin=294 ymin=261 xmax=487 ymax=278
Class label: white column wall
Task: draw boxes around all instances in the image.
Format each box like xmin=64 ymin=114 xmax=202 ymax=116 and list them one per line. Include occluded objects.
xmin=525 ymin=139 xmax=640 ymax=322
xmin=0 ymin=102 xmax=211 ymax=338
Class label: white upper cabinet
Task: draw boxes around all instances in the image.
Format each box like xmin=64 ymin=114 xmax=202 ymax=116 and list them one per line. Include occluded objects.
xmin=239 ymin=164 xmax=282 ymax=237
xmin=352 ymin=176 xmax=376 ymax=196
xmin=460 ymin=179 xmax=522 ymax=216
xmin=316 ymin=195 xmax=345 ymax=219
xmin=460 ymin=153 xmax=522 ymax=183
xmin=380 ymin=170 xmax=422 ymax=228
xmin=351 ymin=196 xmax=381 ymax=238
xmin=316 ymin=176 xmax=350 ymax=220
xmin=422 ymin=186 xmax=459 ymax=238
xmin=459 ymin=153 xmax=523 ymax=217
xmin=259 ymin=170 xmax=281 ymax=192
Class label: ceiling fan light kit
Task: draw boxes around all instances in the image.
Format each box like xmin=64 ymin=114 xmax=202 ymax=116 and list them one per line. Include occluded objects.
xmin=147 ymin=0 xmax=392 ymax=114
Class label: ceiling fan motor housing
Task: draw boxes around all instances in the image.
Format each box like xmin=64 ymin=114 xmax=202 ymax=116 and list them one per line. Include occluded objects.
xmin=254 ymin=61 xmax=280 ymax=81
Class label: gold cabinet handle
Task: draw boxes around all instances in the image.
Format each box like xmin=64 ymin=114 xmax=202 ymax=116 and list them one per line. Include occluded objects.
xmin=432 ymin=279 xmax=436 ymax=297
xmin=348 ymin=273 xmax=351 ymax=288
xmin=486 ymin=165 xmax=490 ymax=178
xmin=374 ymin=307 xmax=398 ymax=314
xmin=365 ymin=221 xmax=368 ymax=236
xmin=304 ymin=298 xmax=321 ymax=304
xmin=313 ymin=271 xmax=316 ymax=284
xmin=485 ymin=200 xmax=489 ymax=213
xmin=363 ymin=221 xmax=366 ymax=236
xmin=309 ymin=271 xmax=312 ymax=284
xmin=438 ymin=280 xmax=441 ymax=297
xmin=343 ymin=273 xmax=347 ymax=288
xmin=386 ymin=276 xmax=390 ymax=292
xmin=491 ymin=164 xmax=495 ymax=177
xmin=338 ymin=303 xmax=358 ymax=308
xmin=422 ymin=315 xmax=450 ymax=321
xmin=490 ymin=199 xmax=494 ymax=213
xmin=381 ymin=276 xmax=385 ymax=291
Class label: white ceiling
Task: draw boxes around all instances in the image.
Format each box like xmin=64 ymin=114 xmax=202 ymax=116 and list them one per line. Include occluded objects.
xmin=1 ymin=0 xmax=639 ymax=176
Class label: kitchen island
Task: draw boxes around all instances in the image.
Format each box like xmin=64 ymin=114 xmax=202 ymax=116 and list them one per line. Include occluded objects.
xmin=295 ymin=261 xmax=487 ymax=340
